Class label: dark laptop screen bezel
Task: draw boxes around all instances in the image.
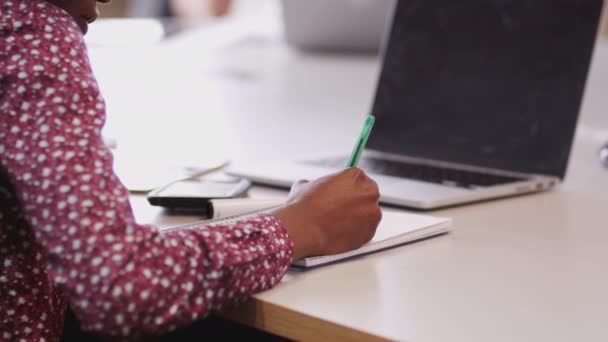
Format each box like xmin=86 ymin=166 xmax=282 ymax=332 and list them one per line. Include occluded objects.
xmin=368 ymin=0 xmax=604 ymax=179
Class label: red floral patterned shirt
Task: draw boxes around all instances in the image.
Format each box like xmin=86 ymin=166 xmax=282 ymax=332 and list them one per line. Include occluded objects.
xmin=0 ymin=1 xmax=294 ymax=341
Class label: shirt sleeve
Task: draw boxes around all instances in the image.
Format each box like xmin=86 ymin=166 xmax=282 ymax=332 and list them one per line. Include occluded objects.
xmin=0 ymin=2 xmax=294 ymax=339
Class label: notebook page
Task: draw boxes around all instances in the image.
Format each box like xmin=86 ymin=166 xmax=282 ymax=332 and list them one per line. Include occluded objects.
xmin=370 ymin=211 xmax=449 ymax=243
xmin=293 ymin=210 xmax=452 ymax=267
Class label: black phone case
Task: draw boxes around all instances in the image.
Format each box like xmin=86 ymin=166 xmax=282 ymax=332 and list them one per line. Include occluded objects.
xmin=146 ymin=178 xmax=251 ymax=211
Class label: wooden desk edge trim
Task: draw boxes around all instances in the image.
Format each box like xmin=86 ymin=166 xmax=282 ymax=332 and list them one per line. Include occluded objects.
xmin=220 ymin=298 xmax=395 ymax=342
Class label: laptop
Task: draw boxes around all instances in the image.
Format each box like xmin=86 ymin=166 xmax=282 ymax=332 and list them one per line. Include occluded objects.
xmin=228 ymin=0 xmax=605 ymax=210
xmin=281 ymin=0 xmax=394 ymax=52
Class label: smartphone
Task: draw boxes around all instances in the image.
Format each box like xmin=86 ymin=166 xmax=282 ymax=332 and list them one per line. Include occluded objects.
xmin=147 ymin=176 xmax=251 ymax=211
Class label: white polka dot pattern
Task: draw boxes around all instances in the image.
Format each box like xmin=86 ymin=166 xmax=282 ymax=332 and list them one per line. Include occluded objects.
xmin=0 ymin=1 xmax=294 ymax=341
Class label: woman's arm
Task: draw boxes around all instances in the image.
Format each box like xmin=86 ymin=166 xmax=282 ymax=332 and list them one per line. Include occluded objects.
xmin=1 ymin=2 xmax=381 ymax=339
xmin=1 ymin=3 xmax=292 ymax=338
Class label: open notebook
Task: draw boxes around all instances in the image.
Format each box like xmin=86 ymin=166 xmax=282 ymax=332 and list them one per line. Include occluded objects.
xmin=292 ymin=210 xmax=451 ymax=268
xmin=196 ymin=204 xmax=452 ymax=269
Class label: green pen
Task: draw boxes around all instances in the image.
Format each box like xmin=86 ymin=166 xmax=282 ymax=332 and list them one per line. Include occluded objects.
xmin=345 ymin=114 xmax=376 ymax=168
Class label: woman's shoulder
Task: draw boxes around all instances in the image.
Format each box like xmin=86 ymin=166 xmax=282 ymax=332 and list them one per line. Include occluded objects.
xmin=1 ymin=0 xmax=82 ymax=40
xmin=1 ymin=0 xmax=93 ymax=82
xmin=1 ymin=1 xmax=101 ymax=120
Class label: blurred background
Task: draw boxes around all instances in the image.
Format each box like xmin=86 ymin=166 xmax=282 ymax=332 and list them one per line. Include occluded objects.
xmin=90 ymin=0 xmax=607 ymax=191
xmin=97 ymin=0 xmax=608 ymax=36
xmin=98 ymin=0 xmax=232 ymax=18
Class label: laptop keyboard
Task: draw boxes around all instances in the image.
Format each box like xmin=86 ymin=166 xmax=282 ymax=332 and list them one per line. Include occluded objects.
xmin=305 ymin=157 xmax=524 ymax=189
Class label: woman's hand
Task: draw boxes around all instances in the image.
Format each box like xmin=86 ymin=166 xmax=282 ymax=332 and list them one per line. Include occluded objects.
xmin=272 ymin=168 xmax=382 ymax=261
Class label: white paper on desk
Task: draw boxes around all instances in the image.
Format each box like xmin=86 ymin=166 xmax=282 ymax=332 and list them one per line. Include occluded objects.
xmin=292 ymin=210 xmax=452 ymax=268
xmin=209 ymin=198 xmax=287 ymax=219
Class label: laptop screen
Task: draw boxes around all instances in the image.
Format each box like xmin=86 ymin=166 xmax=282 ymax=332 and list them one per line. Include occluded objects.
xmin=368 ymin=0 xmax=604 ymax=178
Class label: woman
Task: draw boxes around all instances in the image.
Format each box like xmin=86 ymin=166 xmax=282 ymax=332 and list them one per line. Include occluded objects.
xmin=0 ymin=0 xmax=381 ymax=341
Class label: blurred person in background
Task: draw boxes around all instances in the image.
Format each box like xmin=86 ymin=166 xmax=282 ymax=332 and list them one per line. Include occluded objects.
xmin=128 ymin=0 xmax=232 ymax=18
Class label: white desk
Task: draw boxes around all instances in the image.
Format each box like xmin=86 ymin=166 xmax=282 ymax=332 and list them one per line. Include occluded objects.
xmin=89 ymin=12 xmax=608 ymax=341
